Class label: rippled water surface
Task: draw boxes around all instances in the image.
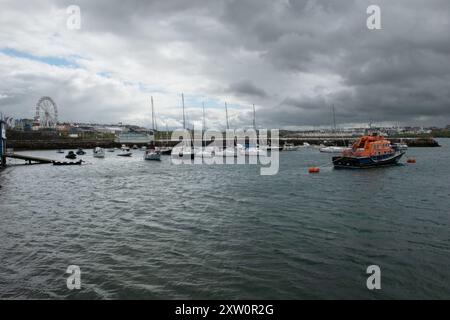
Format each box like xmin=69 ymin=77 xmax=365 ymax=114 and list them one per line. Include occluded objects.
xmin=1 ymin=140 xmax=449 ymax=299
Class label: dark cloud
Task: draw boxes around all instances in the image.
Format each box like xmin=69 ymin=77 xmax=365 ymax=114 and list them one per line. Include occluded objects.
xmin=228 ymin=80 xmax=268 ymax=98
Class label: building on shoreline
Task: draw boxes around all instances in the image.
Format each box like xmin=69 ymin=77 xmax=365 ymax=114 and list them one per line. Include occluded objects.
xmin=116 ymin=129 xmax=154 ymax=145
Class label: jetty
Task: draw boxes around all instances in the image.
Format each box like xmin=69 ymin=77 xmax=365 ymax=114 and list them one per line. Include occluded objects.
xmin=4 ymin=152 xmax=81 ymax=166
xmin=5 ymin=152 xmax=54 ymax=165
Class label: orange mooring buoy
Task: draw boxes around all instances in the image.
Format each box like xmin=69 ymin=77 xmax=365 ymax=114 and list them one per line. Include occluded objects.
xmin=308 ymin=167 xmax=320 ymax=173
xmin=407 ymin=158 xmax=416 ymax=164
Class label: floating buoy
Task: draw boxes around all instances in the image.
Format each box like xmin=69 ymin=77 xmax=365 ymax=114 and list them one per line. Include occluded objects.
xmin=407 ymin=158 xmax=416 ymax=164
xmin=308 ymin=167 xmax=320 ymax=173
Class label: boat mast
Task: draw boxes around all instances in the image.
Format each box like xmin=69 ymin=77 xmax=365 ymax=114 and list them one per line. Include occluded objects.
xmin=182 ymin=93 xmax=186 ymax=129
xmin=151 ymin=96 xmax=155 ymax=131
xmin=332 ymin=104 xmax=336 ymax=133
xmin=166 ymin=123 xmax=169 ymax=147
xmin=202 ymin=102 xmax=206 ymax=132
xmin=225 ymin=102 xmax=230 ymax=130
xmin=252 ymin=104 xmax=256 ymax=131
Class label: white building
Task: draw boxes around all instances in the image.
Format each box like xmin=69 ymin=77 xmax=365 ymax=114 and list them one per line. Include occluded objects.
xmin=116 ymin=131 xmax=154 ymax=144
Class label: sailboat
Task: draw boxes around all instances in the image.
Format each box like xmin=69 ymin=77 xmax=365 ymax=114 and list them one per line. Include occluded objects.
xmin=144 ymin=96 xmax=161 ymax=161
xmin=195 ymin=102 xmax=216 ymax=158
xmin=239 ymin=104 xmax=264 ymax=156
xmin=319 ymin=105 xmax=350 ymax=153
xmin=172 ymin=93 xmax=194 ymax=159
xmin=160 ymin=123 xmax=172 ymax=155
xmin=215 ymin=102 xmax=237 ymax=157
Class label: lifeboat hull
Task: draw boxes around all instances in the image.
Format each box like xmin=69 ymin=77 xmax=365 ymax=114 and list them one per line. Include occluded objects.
xmin=332 ymin=152 xmax=405 ymax=169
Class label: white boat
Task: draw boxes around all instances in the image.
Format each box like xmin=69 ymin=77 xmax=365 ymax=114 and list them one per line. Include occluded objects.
xmin=392 ymin=142 xmax=408 ymax=152
xmin=301 ymin=142 xmax=311 ymax=148
xmin=283 ymin=143 xmax=299 ymax=151
xmin=144 ymin=148 xmax=161 ymax=161
xmin=195 ymin=146 xmax=217 ymax=158
xmin=117 ymin=145 xmax=132 ymax=157
xmin=319 ymin=146 xmax=350 ymax=153
xmin=238 ymin=144 xmax=263 ymax=156
xmin=93 ymin=147 xmax=105 ymax=158
xmin=214 ymin=147 xmax=237 ymax=157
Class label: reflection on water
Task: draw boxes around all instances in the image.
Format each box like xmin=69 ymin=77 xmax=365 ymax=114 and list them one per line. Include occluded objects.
xmin=0 ymin=141 xmax=449 ymax=299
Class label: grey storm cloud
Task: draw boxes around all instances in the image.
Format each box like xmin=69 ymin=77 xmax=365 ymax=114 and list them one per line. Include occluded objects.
xmin=228 ymin=80 xmax=268 ymax=98
xmin=1 ymin=0 xmax=450 ymax=128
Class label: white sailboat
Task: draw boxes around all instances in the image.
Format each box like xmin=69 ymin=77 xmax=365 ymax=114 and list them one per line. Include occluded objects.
xmin=144 ymin=96 xmax=161 ymax=161
xmin=217 ymin=102 xmax=238 ymax=157
xmin=173 ymin=93 xmax=194 ymax=159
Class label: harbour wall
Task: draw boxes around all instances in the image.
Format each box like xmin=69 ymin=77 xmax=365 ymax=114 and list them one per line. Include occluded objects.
xmin=5 ymin=137 xmax=441 ymax=151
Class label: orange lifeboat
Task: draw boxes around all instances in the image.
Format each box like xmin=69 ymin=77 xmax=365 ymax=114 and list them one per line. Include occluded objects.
xmin=332 ymin=133 xmax=406 ymax=169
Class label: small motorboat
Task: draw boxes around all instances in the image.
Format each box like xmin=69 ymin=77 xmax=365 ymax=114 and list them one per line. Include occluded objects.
xmin=238 ymin=144 xmax=264 ymax=156
xmin=57 ymin=149 xmax=65 ymax=154
xmin=144 ymin=146 xmax=161 ymax=161
xmin=283 ymin=143 xmax=299 ymax=151
xmin=141 ymin=146 xmax=147 ymax=151
xmin=76 ymin=148 xmax=86 ymax=155
xmin=117 ymin=146 xmax=132 ymax=157
xmin=93 ymin=147 xmax=106 ymax=158
xmin=132 ymin=145 xmax=139 ymax=150
xmin=66 ymin=151 xmax=77 ymax=159
xmin=332 ymin=134 xmax=406 ymax=169
xmin=392 ymin=142 xmax=408 ymax=152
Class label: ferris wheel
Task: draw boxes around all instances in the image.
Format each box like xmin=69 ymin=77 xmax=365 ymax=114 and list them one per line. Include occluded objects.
xmin=35 ymin=97 xmax=58 ymax=128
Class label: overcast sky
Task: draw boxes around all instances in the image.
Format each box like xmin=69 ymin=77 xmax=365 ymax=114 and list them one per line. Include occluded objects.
xmin=1 ymin=0 xmax=449 ymax=129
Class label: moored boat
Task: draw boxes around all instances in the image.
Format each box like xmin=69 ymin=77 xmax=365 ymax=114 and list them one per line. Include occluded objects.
xmin=76 ymin=148 xmax=86 ymax=155
xmin=320 ymin=146 xmax=350 ymax=153
xmin=93 ymin=147 xmax=106 ymax=158
xmin=332 ymin=134 xmax=405 ymax=169
xmin=117 ymin=145 xmax=132 ymax=157
xmin=283 ymin=143 xmax=299 ymax=151
xmin=65 ymin=151 xmax=77 ymax=159
xmin=144 ymin=145 xmax=161 ymax=161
